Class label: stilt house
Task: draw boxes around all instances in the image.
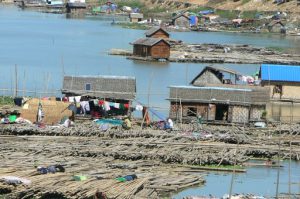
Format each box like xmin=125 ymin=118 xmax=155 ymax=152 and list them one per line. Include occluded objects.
xmin=132 ymin=27 xmax=171 ymax=59
xmin=132 ymin=38 xmax=170 ymax=59
xmin=62 ymin=75 xmax=136 ymax=117
xmin=168 ymin=66 xmax=270 ymax=124
xmin=260 ymin=64 xmax=300 ymax=123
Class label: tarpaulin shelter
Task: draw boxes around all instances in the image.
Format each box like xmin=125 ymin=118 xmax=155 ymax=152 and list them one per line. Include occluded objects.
xmin=20 ymin=98 xmax=72 ymax=125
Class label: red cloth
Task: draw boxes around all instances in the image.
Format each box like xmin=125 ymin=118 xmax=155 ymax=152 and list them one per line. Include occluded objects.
xmin=124 ymin=103 xmax=129 ymax=109
xmin=99 ymin=100 xmax=104 ymax=105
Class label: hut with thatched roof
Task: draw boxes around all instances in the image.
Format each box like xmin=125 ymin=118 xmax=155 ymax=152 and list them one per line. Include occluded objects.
xmin=62 ymin=75 xmax=136 ymax=117
xmin=168 ymin=66 xmax=270 ymax=124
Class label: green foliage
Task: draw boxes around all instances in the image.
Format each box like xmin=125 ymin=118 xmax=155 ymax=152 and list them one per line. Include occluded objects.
xmin=241 ymin=0 xmax=251 ymax=4
xmin=241 ymin=10 xmax=259 ymax=19
xmin=116 ymin=0 xmax=144 ymax=9
xmin=215 ymin=9 xmax=240 ymax=19
xmin=262 ymin=110 xmax=267 ymax=118
xmin=203 ymin=164 xmax=245 ymax=170
xmin=0 ymin=96 xmax=14 ymax=106
xmin=266 ymin=46 xmax=285 ymax=52
xmin=187 ymin=6 xmax=213 ymax=14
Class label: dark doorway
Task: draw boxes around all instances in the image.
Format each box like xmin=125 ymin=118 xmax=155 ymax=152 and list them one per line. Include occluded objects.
xmin=215 ymin=104 xmax=229 ymax=121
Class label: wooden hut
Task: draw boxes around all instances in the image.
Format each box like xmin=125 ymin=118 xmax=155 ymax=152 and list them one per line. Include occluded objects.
xmin=132 ymin=38 xmax=170 ymax=59
xmin=62 ymin=75 xmax=136 ymax=100
xmin=62 ymin=75 xmax=136 ymax=116
xmin=267 ymin=20 xmax=286 ymax=33
xmin=168 ymin=65 xmax=270 ymax=124
xmin=168 ymin=85 xmax=269 ymax=124
xmin=66 ymin=0 xmax=86 ymax=14
xmin=145 ymin=27 xmax=169 ymax=38
xmin=190 ymin=66 xmax=242 ymax=86
xmin=172 ymin=14 xmax=190 ymax=28
xmin=129 ymin=13 xmax=143 ymax=23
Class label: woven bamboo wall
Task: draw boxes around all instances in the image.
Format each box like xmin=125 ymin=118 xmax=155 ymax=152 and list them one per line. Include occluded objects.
xmin=231 ymin=106 xmax=249 ymax=123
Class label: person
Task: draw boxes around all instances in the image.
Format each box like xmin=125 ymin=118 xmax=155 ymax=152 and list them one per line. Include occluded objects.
xmin=122 ymin=117 xmax=131 ymax=130
xmin=67 ymin=102 xmax=77 ymax=121
xmin=165 ymin=118 xmax=173 ymax=130
xmin=168 ymin=118 xmax=173 ymax=129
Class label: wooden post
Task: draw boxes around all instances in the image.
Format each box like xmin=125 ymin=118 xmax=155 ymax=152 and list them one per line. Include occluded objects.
xmin=288 ymin=140 xmax=291 ymax=198
xmin=275 ymin=139 xmax=281 ymax=198
xmin=14 ymin=64 xmax=18 ymax=97
xmin=180 ymin=98 xmax=182 ymax=129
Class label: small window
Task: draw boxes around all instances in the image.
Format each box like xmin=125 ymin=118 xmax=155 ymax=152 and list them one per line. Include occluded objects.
xmin=187 ymin=107 xmax=197 ymax=117
xmin=272 ymin=85 xmax=283 ymax=99
xmin=85 ymin=83 xmax=91 ymax=91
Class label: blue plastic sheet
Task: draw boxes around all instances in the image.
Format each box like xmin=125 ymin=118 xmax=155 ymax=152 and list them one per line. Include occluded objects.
xmin=94 ymin=119 xmax=123 ymax=126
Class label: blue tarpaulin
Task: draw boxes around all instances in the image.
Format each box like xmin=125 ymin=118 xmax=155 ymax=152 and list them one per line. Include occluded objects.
xmin=94 ymin=119 xmax=123 ymax=126
xmin=261 ymin=64 xmax=300 ymax=82
xmin=189 ymin=15 xmax=198 ymax=26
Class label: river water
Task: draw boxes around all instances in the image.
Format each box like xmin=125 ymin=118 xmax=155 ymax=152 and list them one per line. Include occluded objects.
xmin=1 ymin=4 xmax=300 ymax=115
xmin=1 ymin=5 xmax=300 ymax=198
xmin=172 ymin=160 xmax=300 ymax=198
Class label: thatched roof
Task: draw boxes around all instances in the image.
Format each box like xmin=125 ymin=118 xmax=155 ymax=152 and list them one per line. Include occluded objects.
xmin=190 ymin=65 xmax=242 ymax=85
xmin=132 ymin=38 xmax=170 ymax=46
xmin=145 ymin=27 xmax=169 ymax=37
xmin=168 ymin=85 xmax=269 ymax=105
xmin=62 ymin=75 xmax=136 ymax=100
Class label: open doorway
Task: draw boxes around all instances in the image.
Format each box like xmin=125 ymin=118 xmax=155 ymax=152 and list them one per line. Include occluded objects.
xmin=215 ymin=104 xmax=229 ymax=121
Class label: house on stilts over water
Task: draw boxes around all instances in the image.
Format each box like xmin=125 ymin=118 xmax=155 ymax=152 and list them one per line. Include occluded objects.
xmin=260 ymin=64 xmax=300 ymax=123
xmin=131 ymin=26 xmax=171 ymax=60
xmin=62 ymin=75 xmax=136 ymax=118
xmin=168 ymin=65 xmax=270 ymax=124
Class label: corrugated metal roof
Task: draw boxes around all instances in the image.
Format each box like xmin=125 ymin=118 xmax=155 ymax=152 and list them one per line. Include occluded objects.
xmin=145 ymin=26 xmax=169 ymax=37
xmin=169 ymin=85 xmax=252 ymax=92
xmin=261 ymin=64 xmax=300 ymax=82
xmin=132 ymin=38 xmax=170 ymax=46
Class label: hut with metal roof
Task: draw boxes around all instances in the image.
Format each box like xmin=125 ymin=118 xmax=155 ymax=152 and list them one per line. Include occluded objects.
xmin=145 ymin=27 xmax=169 ymax=39
xmin=168 ymin=66 xmax=270 ymax=124
xmin=62 ymin=75 xmax=136 ymax=117
xmin=62 ymin=75 xmax=136 ymax=100
xmin=260 ymin=64 xmax=300 ymax=122
xmin=132 ymin=38 xmax=170 ymax=59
